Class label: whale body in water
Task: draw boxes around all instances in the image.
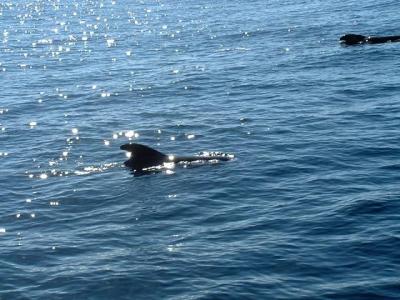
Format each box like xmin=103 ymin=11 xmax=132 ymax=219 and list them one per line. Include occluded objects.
xmin=340 ymin=34 xmax=400 ymax=45
xmin=120 ymin=143 xmax=233 ymax=174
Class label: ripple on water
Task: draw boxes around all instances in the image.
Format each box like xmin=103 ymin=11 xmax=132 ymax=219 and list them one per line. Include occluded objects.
xmin=1 ymin=0 xmax=400 ymax=299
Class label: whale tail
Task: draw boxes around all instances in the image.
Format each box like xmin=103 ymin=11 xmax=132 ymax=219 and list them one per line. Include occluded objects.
xmin=120 ymin=143 xmax=167 ymax=171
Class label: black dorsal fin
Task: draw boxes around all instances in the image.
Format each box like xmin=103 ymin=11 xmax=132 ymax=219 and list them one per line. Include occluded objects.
xmin=120 ymin=143 xmax=167 ymax=171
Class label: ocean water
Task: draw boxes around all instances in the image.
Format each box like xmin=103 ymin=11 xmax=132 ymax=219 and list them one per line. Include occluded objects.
xmin=1 ymin=0 xmax=400 ymax=299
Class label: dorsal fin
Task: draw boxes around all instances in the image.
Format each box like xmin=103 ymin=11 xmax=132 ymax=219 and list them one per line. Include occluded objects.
xmin=120 ymin=143 xmax=167 ymax=171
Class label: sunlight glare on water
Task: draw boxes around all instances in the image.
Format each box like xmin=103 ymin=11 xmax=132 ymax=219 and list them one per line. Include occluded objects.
xmin=1 ymin=0 xmax=400 ymax=299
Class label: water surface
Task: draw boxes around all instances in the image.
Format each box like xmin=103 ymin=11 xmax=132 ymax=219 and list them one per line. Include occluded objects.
xmin=1 ymin=0 xmax=400 ymax=299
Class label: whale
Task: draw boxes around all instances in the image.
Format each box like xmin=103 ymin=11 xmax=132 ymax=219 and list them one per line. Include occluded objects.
xmin=120 ymin=143 xmax=233 ymax=173
xmin=340 ymin=34 xmax=400 ymax=45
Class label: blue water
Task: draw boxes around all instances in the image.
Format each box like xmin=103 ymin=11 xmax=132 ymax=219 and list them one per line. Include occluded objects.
xmin=1 ymin=0 xmax=400 ymax=299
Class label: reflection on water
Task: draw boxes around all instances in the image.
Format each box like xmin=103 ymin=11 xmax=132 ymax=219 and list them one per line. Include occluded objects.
xmin=1 ymin=0 xmax=400 ymax=299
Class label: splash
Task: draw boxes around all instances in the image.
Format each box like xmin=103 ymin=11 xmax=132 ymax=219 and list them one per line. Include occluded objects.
xmin=26 ymin=162 xmax=122 ymax=179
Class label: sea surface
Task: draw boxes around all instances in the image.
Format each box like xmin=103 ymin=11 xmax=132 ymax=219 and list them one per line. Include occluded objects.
xmin=1 ymin=0 xmax=400 ymax=299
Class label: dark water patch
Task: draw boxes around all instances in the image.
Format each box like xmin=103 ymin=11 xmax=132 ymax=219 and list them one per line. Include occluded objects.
xmin=341 ymin=199 xmax=395 ymax=217
xmin=321 ymin=282 xmax=400 ymax=300
xmin=348 ymin=234 xmax=400 ymax=261
xmin=380 ymin=163 xmax=400 ymax=171
xmin=349 ymin=146 xmax=400 ymax=158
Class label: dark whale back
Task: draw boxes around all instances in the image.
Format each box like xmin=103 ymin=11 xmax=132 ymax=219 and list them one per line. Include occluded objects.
xmin=340 ymin=33 xmax=400 ymax=45
xmin=340 ymin=34 xmax=366 ymax=45
xmin=120 ymin=143 xmax=234 ymax=174
xmin=367 ymin=35 xmax=400 ymax=44
xmin=120 ymin=143 xmax=167 ymax=171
